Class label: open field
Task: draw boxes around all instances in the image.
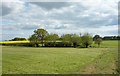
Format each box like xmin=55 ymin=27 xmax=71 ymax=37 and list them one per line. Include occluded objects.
xmin=2 ymin=40 xmax=118 ymax=74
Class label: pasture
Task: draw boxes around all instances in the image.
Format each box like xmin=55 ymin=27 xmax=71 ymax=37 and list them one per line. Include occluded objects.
xmin=2 ymin=40 xmax=118 ymax=74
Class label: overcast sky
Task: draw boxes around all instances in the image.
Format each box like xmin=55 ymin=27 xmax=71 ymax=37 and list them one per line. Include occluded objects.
xmin=0 ymin=0 xmax=119 ymax=40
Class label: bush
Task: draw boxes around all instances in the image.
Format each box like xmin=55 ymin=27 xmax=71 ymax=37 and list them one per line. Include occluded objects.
xmin=2 ymin=43 xmax=30 ymax=47
xmin=55 ymin=42 xmax=64 ymax=47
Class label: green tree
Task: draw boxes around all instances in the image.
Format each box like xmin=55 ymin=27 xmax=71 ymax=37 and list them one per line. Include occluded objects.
xmin=11 ymin=37 xmax=26 ymax=41
xmin=81 ymin=33 xmax=93 ymax=48
xmin=28 ymin=34 xmax=39 ymax=47
xmin=46 ymin=33 xmax=59 ymax=46
xmin=61 ymin=34 xmax=72 ymax=47
xmin=71 ymin=34 xmax=81 ymax=47
xmin=95 ymin=38 xmax=102 ymax=47
xmin=29 ymin=28 xmax=49 ymax=47
xmin=93 ymin=35 xmax=100 ymax=41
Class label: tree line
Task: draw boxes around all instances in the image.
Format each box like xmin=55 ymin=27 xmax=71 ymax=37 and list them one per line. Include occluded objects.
xmin=9 ymin=37 xmax=26 ymax=41
xmin=28 ymin=28 xmax=102 ymax=48
xmin=102 ymin=36 xmax=120 ymax=40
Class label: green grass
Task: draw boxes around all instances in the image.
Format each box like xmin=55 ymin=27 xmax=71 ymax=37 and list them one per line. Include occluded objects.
xmin=2 ymin=40 xmax=118 ymax=74
xmin=92 ymin=40 xmax=118 ymax=48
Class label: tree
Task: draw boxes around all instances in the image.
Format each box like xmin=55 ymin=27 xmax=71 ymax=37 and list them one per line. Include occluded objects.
xmin=81 ymin=33 xmax=93 ymax=48
xmin=34 ymin=28 xmax=49 ymax=46
xmin=29 ymin=28 xmax=49 ymax=47
xmin=10 ymin=37 xmax=26 ymax=41
xmin=45 ymin=33 xmax=59 ymax=46
xmin=71 ymin=34 xmax=81 ymax=47
xmin=61 ymin=34 xmax=72 ymax=47
xmin=95 ymin=38 xmax=102 ymax=47
xmin=28 ymin=34 xmax=39 ymax=47
xmin=93 ymin=35 xmax=100 ymax=41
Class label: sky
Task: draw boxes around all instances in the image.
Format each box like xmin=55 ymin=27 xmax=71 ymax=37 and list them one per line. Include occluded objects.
xmin=0 ymin=0 xmax=119 ymax=40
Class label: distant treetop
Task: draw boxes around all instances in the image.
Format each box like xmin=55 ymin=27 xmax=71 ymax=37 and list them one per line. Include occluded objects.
xmin=10 ymin=37 xmax=26 ymax=41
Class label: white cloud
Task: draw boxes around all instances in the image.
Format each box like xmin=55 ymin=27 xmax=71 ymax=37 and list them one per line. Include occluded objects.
xmin=47 ymin=25 xmax=118 ymax=37
xmin=1 ymin=1 xmax=25 ymax=16
xmin=1 ymin=0 xmax=118 ymax=40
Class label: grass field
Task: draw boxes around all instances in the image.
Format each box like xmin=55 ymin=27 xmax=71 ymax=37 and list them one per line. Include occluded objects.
xmin=2 ymin=40 xmax=118 ymax=74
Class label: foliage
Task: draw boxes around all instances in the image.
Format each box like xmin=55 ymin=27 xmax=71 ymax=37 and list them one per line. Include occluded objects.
xmin=102 ymin=36 xmax=120 ymax=40
xmin=61 ymin=34 xmax=72 ymax=46
xmin=45 ymin=33 xmax=59 ymax=46
xmin=29 ymin=28 xmax=49 ymax=47
xmin=93 ymin=35 xmax=100 ymax=41
xmin=9 ymin=28 xmax=108 ymax=48
xmin=71 ymin=34 xmax=81 ymax=47
xmin=95 ymin=38 xmax=102 ymax=47
xmin=28 ymin=28 xmax=94 ymax=48
xmin=28 ymin=34 xmax=39 ymax=47
xmin=81 ymin=33 xmax=93 ymax=48
xmin=10 ymin=37 xmax=26 ymax=41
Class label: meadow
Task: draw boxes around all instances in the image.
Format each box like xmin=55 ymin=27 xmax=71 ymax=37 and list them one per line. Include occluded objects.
xmin=2 ymin=40 xmax=118 ymax=74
